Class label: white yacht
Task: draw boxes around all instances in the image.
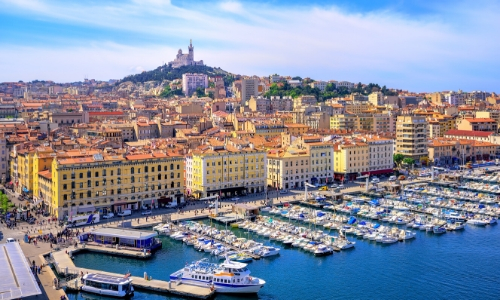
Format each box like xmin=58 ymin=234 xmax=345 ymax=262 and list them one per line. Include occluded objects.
xmin=314 ymin=244 xmax=333 ymax=256
xmin=257 ymin=246 xmax=280 ymax=257
xmin=170 ymin=258 xmax=266 ymax=294
xmin=81 ymin=273 xmax=134 ymax=298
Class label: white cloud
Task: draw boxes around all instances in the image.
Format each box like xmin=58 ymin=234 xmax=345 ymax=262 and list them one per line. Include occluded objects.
xmin=0 ymin=0 xmax=499 ymax=91
xmin=219 ymin=1 xmax=243 ymax=14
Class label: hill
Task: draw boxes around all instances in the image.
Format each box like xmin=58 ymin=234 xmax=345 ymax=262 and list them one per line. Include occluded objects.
xmin=118 ymin=64 xmax=231 ymax=84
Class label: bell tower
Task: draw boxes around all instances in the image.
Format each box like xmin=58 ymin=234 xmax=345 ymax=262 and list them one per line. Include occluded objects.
xmin=188 ymin=39 xmax=194 ymax=62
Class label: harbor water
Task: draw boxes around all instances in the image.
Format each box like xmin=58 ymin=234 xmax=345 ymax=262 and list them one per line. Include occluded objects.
xmin=69 ymin=219 xmax=500 ymax=300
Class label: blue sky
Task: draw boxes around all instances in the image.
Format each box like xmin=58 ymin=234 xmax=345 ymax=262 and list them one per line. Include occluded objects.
xmin=0 ymin=0 xmax=499 ymax=92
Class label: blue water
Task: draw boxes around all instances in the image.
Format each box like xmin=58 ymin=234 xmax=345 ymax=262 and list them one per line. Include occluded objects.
xmin=69 ymin=220 xmax=500 ymax=300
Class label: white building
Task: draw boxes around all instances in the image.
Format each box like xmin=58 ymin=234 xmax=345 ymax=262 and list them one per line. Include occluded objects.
xmin=182 ymin=73 xmax=208 ymax=96
xmin=169 ymin=40 xmax=204 ymax=69
xmin=310 ymin=81 xmax=327 ymax=91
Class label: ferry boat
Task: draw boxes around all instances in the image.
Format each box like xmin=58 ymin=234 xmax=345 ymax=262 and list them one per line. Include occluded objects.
xmin=81 ymin=273 xmax=134 ymax=298
xmin=170 ymin=258 xmax=266 ymax=294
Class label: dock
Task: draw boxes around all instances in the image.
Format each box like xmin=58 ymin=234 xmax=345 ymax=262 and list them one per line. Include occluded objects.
xmin=68 ymin=243 xmax=153 ymax=259
xmin=50 ymin=250 xmax=215 ymax=299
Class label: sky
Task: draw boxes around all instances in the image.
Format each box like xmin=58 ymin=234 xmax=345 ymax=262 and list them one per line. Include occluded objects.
xmin=0 ymin=0 xmax=499 ymax=92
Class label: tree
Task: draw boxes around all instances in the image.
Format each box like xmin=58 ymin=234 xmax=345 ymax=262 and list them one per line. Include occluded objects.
xmin=208 ymin=91 xmax=215 ymax=99
xmin=393 ymin=154 xmax=405 ymax=167
xmin=325 ymin=83 xmax=336 ymax=92
xmin=403 ymin=157 xmax=415 ymax=166
xmin=0 ymin=192 xmax=9 ymax=213
xmin=195 ymin=87 xmax=206 ymax=97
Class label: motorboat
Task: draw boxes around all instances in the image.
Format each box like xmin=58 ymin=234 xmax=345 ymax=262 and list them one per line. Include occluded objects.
xmin=468 ymin=219 xmax=489 ymax=226
xmin=228 ymin=252 xmax=253 ymax=263
xmin=170 ymin=258 xmax=265 ymax=294
xmin=381 ymin=236 xmax=398 ymax=244
xmin=81 ymin=273 xmax=134 ymax=298
xmin=258 ymin=246 xmax=280 ymax=257
xmin=433 ymin=226 xmax=446 ymax=234
xmin=401 ymin=230 xmax=416 ymax=240
xmin=313 ymin=244 xmax=333 ymax=256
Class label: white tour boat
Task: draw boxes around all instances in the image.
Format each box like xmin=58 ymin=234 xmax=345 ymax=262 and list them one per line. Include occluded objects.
xmin=170 ymin=258 xmax=266 ymax=294
xmin=81 ymin=273 xmax=134 ymax=298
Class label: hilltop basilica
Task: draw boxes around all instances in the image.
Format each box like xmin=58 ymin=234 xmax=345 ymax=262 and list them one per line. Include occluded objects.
xmin=169 ymin=40 xmax=204 ymax=68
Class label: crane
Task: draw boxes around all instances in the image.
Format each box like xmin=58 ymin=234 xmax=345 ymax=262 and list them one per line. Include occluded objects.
xmin=304 ymin=182 xmax=316 ymax=201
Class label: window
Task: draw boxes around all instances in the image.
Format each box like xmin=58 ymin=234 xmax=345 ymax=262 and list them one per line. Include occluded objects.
xmin=87 ymin=191 xmax=91 ymax=197
xmin=63 ymin=175 xmax=67 ymax=180
xmin=80 ymin=183 xmax=83 ymax=188
xmin=158 ymin=165 xmax=162 ymax=171
xmin=63 ymin=184 xmax=67 ymax=190
xmin=177 ymin=164 xmax=180 ymax=170
xmin=79 ymin=193 xmax=83 ymax=198
xmin=79 ymin=173 xmax=83 ymax=179
xmin=170 ymin=163 xmax=174 ymax=170
xmin=145 ymin=166 xmax=148 ymax=172
xmin=131 ymin=167 xmax=135 ymax=174
xmin=87 ymin=170 xmax=91 ymax=178
xmin=131 ymin=176 xmax=135 ymax=183
xmin=110 ymin=170 xmax=113 ymax=176
xmin=63 ymin=194 xmax=67 ymax=200
xmin=87 ymin=180 xmax=91 ymax=188
xmin=71 ymin=182 xmax=75 ymax=189
xmin=102 ymin=170 xmax=106 ymax=176
xmin=95 ymin=181 xmax=99 ymax=187
xmin=117 ymin=168 xmax=121 ymax=175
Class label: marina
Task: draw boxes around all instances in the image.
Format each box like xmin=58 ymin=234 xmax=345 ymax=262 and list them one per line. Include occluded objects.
xmin=62 ymin=175 xmax=500 ymax=300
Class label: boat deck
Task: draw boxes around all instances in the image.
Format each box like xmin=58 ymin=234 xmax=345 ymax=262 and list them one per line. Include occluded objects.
xmin=52 ymin=250 xmax=214 ymax=299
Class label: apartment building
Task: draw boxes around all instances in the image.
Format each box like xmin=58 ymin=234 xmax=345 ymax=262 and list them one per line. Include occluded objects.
xmin=241 ymin=78 xmax=260 ymax=104
xmin=49 ymin=151 xmax=185 ymax=218
xmin=395 ymin=115 xmax=428 ymax=160
xmin=186 ymin=138 xmax=266 ymax=198
xmin=182 ymin=73 xmax=208 ymax=96
xmin=457 ymin=118 xmax=498 ymax=132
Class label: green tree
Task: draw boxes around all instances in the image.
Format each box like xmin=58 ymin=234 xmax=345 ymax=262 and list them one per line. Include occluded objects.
xmin=325 ymin=83 xmax=336 ymax=92
xmin=208 ymin=91 xmax=215 ymax=99
xmin=393 ymin=154 xmax=405 ymax=167
xmin=0 ymin=192 xmax=9 ymax=213
xmin=196 ymin=87 xmax=206 ymax=97
xmin=403 ymin=157 xmax=415 ymax=166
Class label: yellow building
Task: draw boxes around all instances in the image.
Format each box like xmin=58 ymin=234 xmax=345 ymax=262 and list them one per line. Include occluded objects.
xmin=333 ymin=140 xmax=369 ymax=182
xmin=285 ymin=123 xmax=310 ymax=136
xmin=51 ymin=151 xmax=185 ymax=219
xmin=186 ymin=138 xmax=266 ymax=198
xmin=32 ymin=151 xmax=56 ymax=204
xmin=245 ymin=120 xmax=287 ymax=139
xmin=267 ymin=147 xmax=310 ymax=189
xmin=330 ymin=114 xmax=358 ymax=131
xmin=10 ymin=147 xmax=53 ymax=195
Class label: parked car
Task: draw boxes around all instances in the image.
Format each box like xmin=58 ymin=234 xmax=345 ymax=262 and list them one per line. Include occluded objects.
xmin=330 ymin=184 xmax=339 ymax=188
xmin=319 ymin=186 xmax=328 ymax=191
xmin=230 ymin=197 xmax=240 ymax=201
xmin=6 ymin=238 xmax=16 ymax=243
xmin=398 ymin=175 xmax=406 ymax=180
xmin=279 ymin=190 xmax=289 ymax=194
xmin=117 ymin=209 xmax=132 ymax=217
xmin=102 ymin=212 xmax=115 ymax=219
xmin=371 ymin=177 xmax=380 ymax=183
xmin=208 ymin=203 xmax=216 ymax=209
xmin=389 ymin=176 xmax=397 ymax=181
xmin=141 ymin=210 xmax=152 ymax=215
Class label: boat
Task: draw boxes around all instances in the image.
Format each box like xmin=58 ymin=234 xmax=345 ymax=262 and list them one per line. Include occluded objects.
xmin=433 ymin=226 xmax=446 ymax=234
xmin=468 ymin=219 xmax=489 ymax=226
xmin=81 ymin=273 xmax=134 ymax=298
xmin=401 ymin=230 xmax=416 ymax=240
xmin=258 ymin=246 xmax=280 ymax=257
xmin=381 ymin=236 xmax=398 ymax=244
xmin=170 ymin=258 xmax=266 ymax=294
xmin=228 ymin=252 xmax=253 ymax=263
xmin=313 ymin=244 xmax=333 ymax=256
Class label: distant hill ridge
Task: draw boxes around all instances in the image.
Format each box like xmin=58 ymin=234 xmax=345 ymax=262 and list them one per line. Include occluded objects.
xmin=119 ymin=64 xmax=230 ymax=84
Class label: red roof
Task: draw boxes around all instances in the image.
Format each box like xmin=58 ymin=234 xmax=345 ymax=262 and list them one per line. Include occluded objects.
xmin=88 ymin=111 xmax=124 ymax=116
xmin=444 ymin=129 xmax=494 ymax=137
xmin=464 ymin=118 xmax=496 ymax=123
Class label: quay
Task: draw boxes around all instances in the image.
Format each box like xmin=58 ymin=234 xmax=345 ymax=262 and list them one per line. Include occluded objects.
xmin=50 ymin=250 xmax=215 ymax=299
xmin=66 ymin=244 xmax=153 ymax=259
